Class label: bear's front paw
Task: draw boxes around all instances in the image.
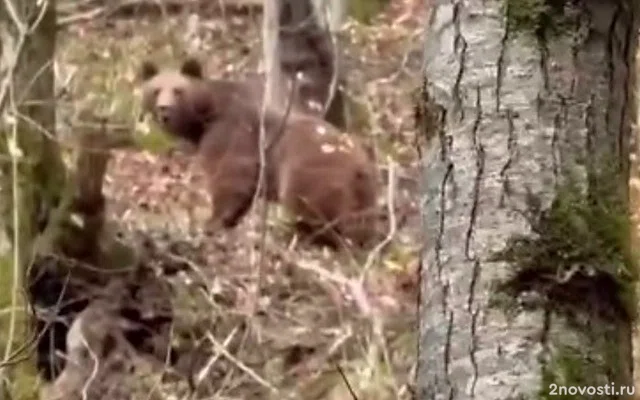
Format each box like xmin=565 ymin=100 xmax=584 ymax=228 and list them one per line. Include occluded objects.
xmin=204 ymin=217 xmax=225 ymax=237
xmin=204 ymin=212 xmax=241 ymax=236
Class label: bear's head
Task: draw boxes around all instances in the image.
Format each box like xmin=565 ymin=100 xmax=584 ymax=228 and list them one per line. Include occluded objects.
xmin=139 ymin=58 xmax=214 ymax=144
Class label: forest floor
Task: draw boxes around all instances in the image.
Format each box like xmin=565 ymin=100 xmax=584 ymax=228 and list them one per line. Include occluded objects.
xmin=52 ymin=1 xmax=426 ymax=398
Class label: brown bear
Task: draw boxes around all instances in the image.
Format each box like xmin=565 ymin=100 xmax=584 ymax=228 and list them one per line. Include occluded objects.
xmin=138 ymin=58 xmax=378 ymax=249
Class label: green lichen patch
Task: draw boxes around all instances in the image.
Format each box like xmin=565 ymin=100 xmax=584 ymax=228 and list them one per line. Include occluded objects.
xmin=539 ymin=346 xmax=589 ymax=400
xmin=489 ymin=169 xmax=637 ymax=322
xmin=538 ymin=343 xmax=623 ymax=400
xmin=503 ymin=0 xmax=572 ymax=38
xmin=348 ymin=0 xmax=390 ymax=25
xmin=413 ymin=78 xmax=445 ymax=147
xmin=133 ymin=120 xmax=177 ymax=154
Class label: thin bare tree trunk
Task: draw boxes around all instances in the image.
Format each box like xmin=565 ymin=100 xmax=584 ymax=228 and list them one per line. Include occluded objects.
xmin=0 ymin=0 xmax=61 ymax=395
xmin=418 ymin=1 xmax=639 ymax=398
xmin=262 ymin=0 xmax=283 ymax=109
xmin=0 ymin=0 xmax=125 ymax=390
xmin=1 ymin=0 xmax=62 ymax=257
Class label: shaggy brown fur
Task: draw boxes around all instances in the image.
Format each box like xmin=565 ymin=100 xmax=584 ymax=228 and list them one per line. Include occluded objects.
xmin=139 ymin=58 xmax=378 ymax=248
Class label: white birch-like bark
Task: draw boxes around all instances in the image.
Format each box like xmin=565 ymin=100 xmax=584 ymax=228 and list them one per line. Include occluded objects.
xmin=313 ymin=0 xmax=346 ymax=33
xmin=261 ymin=0 xmax=283 ymax=109
xmin=418 ymin=1 xmax=638 ymax=399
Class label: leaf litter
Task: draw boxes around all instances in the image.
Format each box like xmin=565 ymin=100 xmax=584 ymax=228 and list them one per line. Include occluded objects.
xmin=51 ymin=1 xmax=425 ymax=399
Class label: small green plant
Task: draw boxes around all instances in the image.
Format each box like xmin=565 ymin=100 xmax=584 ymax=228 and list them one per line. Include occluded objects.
xmin=490 ymin=160 xmax=637 ymax=321
xmin=503 ymin=0 xmax=571 ymax=38
xmin=348 ymin=0 xmax=390 ymax=24
xmin=133 ymin=119 xmax=176 ymax=154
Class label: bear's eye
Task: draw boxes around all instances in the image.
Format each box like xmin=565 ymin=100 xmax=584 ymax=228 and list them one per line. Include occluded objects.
xmin=173 ymin=87 xmax=185 ymax=97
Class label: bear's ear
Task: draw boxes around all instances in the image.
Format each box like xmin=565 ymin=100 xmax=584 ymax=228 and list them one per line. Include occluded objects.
xmin=180 ymin=58 xmax=203 ymax=79
xmin=139 ymin=61 xmax=158 ymax=81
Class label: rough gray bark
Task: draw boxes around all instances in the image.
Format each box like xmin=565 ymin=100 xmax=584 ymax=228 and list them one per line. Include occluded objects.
xmin=417 ymin=1 xmax=638 ymax=399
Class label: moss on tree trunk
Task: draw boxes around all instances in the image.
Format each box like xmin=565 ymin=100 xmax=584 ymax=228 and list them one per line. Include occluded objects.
xmin=0 ymin=1 xmax=132 ymax=396
xmin=0 ymin=0 xmax=61 ymax=397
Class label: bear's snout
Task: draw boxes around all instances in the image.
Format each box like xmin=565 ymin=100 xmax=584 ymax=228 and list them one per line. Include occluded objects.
xmin=156 ymin=106 xmax=172 ymax=125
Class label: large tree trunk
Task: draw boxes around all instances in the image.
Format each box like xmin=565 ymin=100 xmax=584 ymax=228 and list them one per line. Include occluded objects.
xmin=417 ymin=1 xmax=639 ymax=399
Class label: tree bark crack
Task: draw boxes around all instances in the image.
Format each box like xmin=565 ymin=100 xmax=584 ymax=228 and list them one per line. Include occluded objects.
xmin=539 ymin=307 xmax=551 ymax=352
xmin=552 ymin=113 xmax=562 ymax=184
xmin=467 ymin=260 xmax=481 ymax=397
xmin=617 ymin=10 xmax=633 ymax=173
xmin=435 ymin=162 xmax=454 ymax=280
xmin=538 ymin=36 xmax=550 ymax=91
xmin=499 ymin=109 xmax=517 ymax=207
xmin=443 ymin=309 xmax=455 ymax=398
xmin=605 ymin=6 xmax=620 ymax=157
xmin=462 ymin=86 xmax=484 ymax=398
xmin=585 ymin=93 xmax=597 ymax=182
xmin=464 ymin=86 xmax=485 ymax=261
xmin=495 ymin=20 xmax=510 ymax=113
xmin=451 ymin=1 xmax=467 ymax=122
